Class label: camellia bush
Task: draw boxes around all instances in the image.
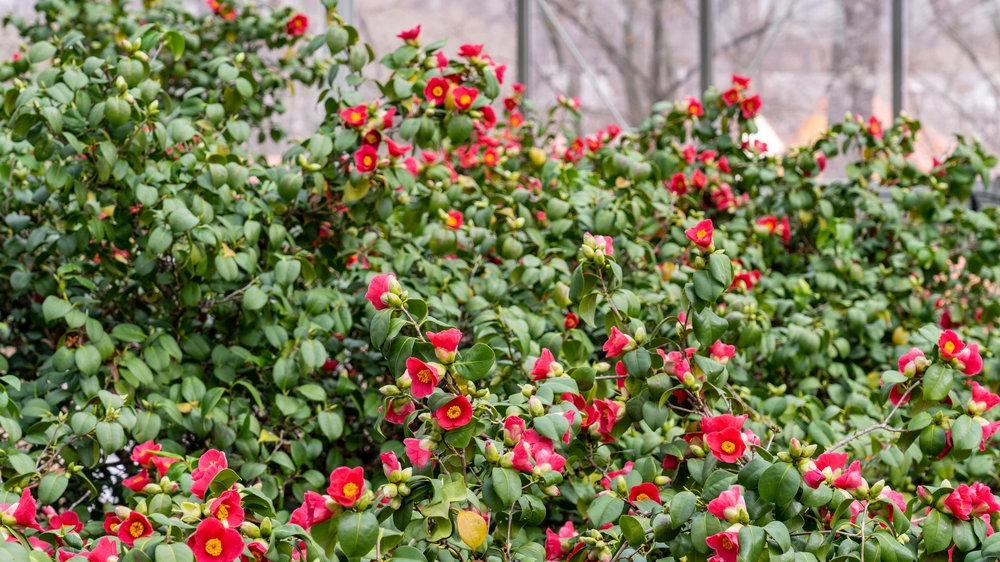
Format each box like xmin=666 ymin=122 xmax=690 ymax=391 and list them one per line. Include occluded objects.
xmin=5 ymin=1 xmax=1000 ymax=561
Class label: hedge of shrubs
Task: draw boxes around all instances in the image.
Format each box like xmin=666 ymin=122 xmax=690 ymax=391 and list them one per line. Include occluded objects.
xmin=3 ymin=1 xmax=1000 ymax=561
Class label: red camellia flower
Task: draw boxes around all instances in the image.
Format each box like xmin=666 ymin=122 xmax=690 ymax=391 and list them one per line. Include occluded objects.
xmin=944 ymin=485 xmax=975 ymax=520
xmin=405 ymin=438 xmax=433 ymax=468
xmin=365 ymin=272 xmax=396 ymax=310
xmin=868 ymin=116 xmax=883 ymax=139
xmin=709 ymin=341 xmax=736 ymax=364
xmin=397 ymin=25 xmax=420 ymax=42
xmin=327 ymin=467 xmax=366 ymax=507
xmin=188 ymin=517 xmax=244 ymax=562
xmin=938 ymin=329 xmax=965 ymax=360
xmin=969 ymin=382 xmax=1000 ymax=416
xmin=131 ymin=440 xmax=161 ymax=468
xmin=732 ymin=74 xmax=751 ymax=90
xmin=340 ymin=104 xmax=368 ymax=128
xmin=701 ymin=414 xmax=747 ymax=433
xmin=685 ymin=96 xmax=704 ymax=117
xmin=721 ymin=88 xmax=740 ymax=106
xmin=0 ymin=489 xmax=42 ymax=530
xmin=354 ymin=146 xmax=378 ymax=173
xmin=685 ymin=219 xmax=714 ymax=249
xmin=602 ymin=326 xmax=635 ymax=358
xmin=427 ymin=328 xmax=462 ymax=363
xmin=386 ymin=139 xmax=411 ymax=158
xmin=545 ymin=521 xmax=579 ymax=562
xmin=362 ymin=129 xmax=381 ymax=148
xmin=381 ymin=451 xmax=401 ymax=477
xmin=123 ymin=469 xmax=150 ymax=492
xmin=382 ymin=397 xmax=414 ymax=424
xmin=118 ymin=511 xmax=153 ymax=546
xmin=707 ymin=485 xmax=747 ymax=523
xmin=190 ymin=449 xmax=228 ymax=499
xmin=285 ymin=13 xmax=308 ymax=36
xmin=406 ymin=357 xmax=442 ymax=398
xmin=691 ymin=169 xmax=707 ymax=188
xmin=705 ymin=426 xmax=746 ymax=463
xmin=740 ymin=95 xmax=761 ymax=119
xmin=706 ymin=530 xmax=739 ymax=562
xmin=452 ymin=86 xmax=479 ymax=110
xmin=86 ymin=537 xmax=118 ymax=562
xmin=628 ymin=483 xmax=661 ymax=504
xmin=151 ymin=455 xmax=180 ymax=478
xmin=458 ymin=44 xmax=484 ymax=58
xmin=756 ymin=215 xmax=778 ymax=234
xmin=208 ymin=489 xmax=245 ymax=528
xmin=445 ymin=210 xmax=464 ymax=229
xmin=667 ymin=172 xmax=687 ymax=196
xmin=482 ymin=148 xmax=499 ymax=166
xmin=956 ymin=343 xmax=983 ymax=376
xmin=103 ymin=513 xmax=122 ymax=535
xmin=435 ymin=395 xmax=474 ymax=430
xmin=832 ymin=460 xmax=864 ymax=491
xmin=530 ymin=348 xmax=558 ymax=381
xmin=564 ymin=313 xmax=579 ymax=330
xmin=424 ymin=77 xmax=450 ymax=105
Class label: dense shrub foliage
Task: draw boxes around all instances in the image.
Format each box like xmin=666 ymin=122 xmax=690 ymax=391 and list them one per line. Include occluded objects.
xmin=4 ymin=1 xmax=1000 ymax=561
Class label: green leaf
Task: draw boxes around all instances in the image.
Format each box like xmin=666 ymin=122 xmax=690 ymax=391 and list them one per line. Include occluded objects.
xmin=299 ymin=339 xmax=326 ymax=370
xmin=922 ymin=509 xmax=952 ymax=553
xmin=491 ymin=467 xmax=522 ymax=505
xmin=242 ymin=286 xmax=268 ymax=311
xmin=447 ymin=115 xmax=473 ymax=144
xmin=75 ymin=345 xmax=102 ymax=375
xmin=338 ymin=512 xmax=379 ymax=558
xmin=208 ymin=469 xmax=240 ymax=496
xmin=763 ymin=521 xmax=791 ymax=552
xmin=317 ymin=410 xmax=344 ymax=440
xmin=758 ymin=462 xmax=801 ymax=507
xmin=455 ymin=343 xmax=495 ymax=381
xmin=587 ymin=495 xmax=625 ymax=528
xmin=708 ymin=253 xmax=734 ymax=289
xmin=38 ymin=473 xmax=68 ymax=504
xmin=952 ymin=415 xmax=983 ymax=451
xmin=389 ymin=546 xmax=426 ymax=562
xmin=43 ymin=296 xmax=73 ymax=322
xmin=163 ymin=31 xmax=186 ymax=57
xmin=154 ymin=542 xmax=195 ymax=562
xmin=693 ymin=307 xmax=729 ymax=346
xmin=95 ymin=421 xmax=125 ymax=452
xmin=737 ymin=526 xmax=766 ymax=562
xmin=922 ymin=364 xmax=953 ymax=401
xmin=670 ymin=491 xmax=698 ymax=528
xmin=579 ymin=293 xmax=598 ymax=328
xmin=29 ymin=41 xmax=57 ymax=63
xmin=622 ymin=348 xmax=651 ymax=378
xmin=533 ymin=413 xmax=570 ymax=442
xmin=620 ymin=515 xmax=647 ymax=549
xmin=168 ymin=208 xmax=199 ymax=232
xmin=111 ymin=324 xmax=146 ymax=343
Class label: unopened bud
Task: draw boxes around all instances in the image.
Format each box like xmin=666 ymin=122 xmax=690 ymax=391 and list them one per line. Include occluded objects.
xmin=382 ymin=484 xmax=398 ymax=499
xmin=543 ymin=485 xmax=560 ymax=497
xmin=114 ymin=506 xmax=131 ymax=519
xmin=521 ymin=384 xmax=535 ymax=397
xmin=654 ymin=476 xmax=671 ymax=486
xmin=240 ymin=522 xmax=261 ymax=538
xmin=528 ymin=396 xmax=545 ymax=417
xmin=380 ymin=385 xmax=401 ymax=396
xmin=235 ymin=52 xmax=245 ymax=64
xmin=634 ymin=326 xmax=646 ymax=344
xmin=134 ymin=51 xmax=149 ymax=62
xmin=259 ymin=517 xmax=272 ymax=537
xmin=115 ymin=76 xmax=128 ymax=92
xmin=615 ymin=477 xmax=628 ymax=495
xmin=397 ymin=484 xmax=410 ymax=496
xmin=485 ymin=441 xmax=500 ymax=463
xmin=594 ymin=362 xmax=611 ymax=373
xmin=387 ymin=276 xmax=403 ymax=295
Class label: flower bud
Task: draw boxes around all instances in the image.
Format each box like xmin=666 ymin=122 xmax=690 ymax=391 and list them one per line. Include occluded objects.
xmin=134 ymin=51 xmax=149 ymax=62
xmin=235 ymin=52 xmax=245 ymax=64
xmin=397 ymin=484 xmax=411 ymax=496
xmin=654 ymin=476 xmax=671 ymax=486
xmin=553 ymin=283 xmax=572 ymax=308
xmin=594 ymin=362 xmax=611 ymax=373
xmin=543 ymin=485 xmax=560 ymax=497
xmin=382 ymin=484 xmax=398 ymax=499
xmin=384 ymin=293 xmax=404 ymax=307
xmin=615 ymin=476 xmax=628 ymax=496
xmin=387 ymin=276 xmax=403 ymax=295
xmin=114 ymin=505 xmax=132 ymax=519
xmin=869 ymin=480 xmax=885 ymax=499
xmin=500 ymin=452 xmax=514 ymax=468
xmin=634 ymin=326 xmax=646 ymax=344
xmin=528 ymin=396 xmax=545 ymax=417
xmin=521 ymin=384 xmax=535 ymax=397
xmin=400 ymin=467 xmax=412 ymax=480
xmin=581 ymin=245 xmax=596 ymax=259
xmin=115 ymin=76 xmax=128 ymax=93
xmin=485 ymin=441 xmax=500 ymax=463
xmin=789 ymin=438 xmax=802 ymax=457
xmin=240 ymin=522 xmax=261 ymax=538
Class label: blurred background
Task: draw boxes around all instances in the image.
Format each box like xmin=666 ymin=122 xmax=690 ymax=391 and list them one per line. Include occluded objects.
xmin=4 ymin=0 xmax=1000 ymax=166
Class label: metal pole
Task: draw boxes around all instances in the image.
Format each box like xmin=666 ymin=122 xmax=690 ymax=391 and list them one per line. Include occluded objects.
xmin=699 ymin=0 xmax=713 ymax=96
xmin=517 ymin=0 xmax=532 ymax=99
xmin=534 ymin=0 xmax=629 ymax=128
xmin=891 ymin=0 xmax=904 ymax=116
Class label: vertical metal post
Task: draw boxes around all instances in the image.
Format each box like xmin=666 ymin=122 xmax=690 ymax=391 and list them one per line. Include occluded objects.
xmin=699 ymin=0 xmax=713 ymax=96
xmin=892 ymin=0 xmax=904 ymax=115
xmin=517 ymin=0 xmax=532 ymax=99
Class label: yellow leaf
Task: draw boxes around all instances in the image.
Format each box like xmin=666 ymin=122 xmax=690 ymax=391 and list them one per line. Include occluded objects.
xmin=177 ymin=401 xmax=199 ymax=414
xmin=344 ymin=177 xmax=371 ymax=203
xmin=892 ymin=326 xmax=909 ymax=346
xmin=456 ymin=511 xmax=487 ymax=551
xmin=258 ymin=429 xmax=281 ymax=443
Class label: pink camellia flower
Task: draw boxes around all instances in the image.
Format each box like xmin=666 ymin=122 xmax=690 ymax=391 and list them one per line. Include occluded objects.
xmin=123 ymin=469 xmax=151 ymax=492
xmin=152 ymin=454 xmax=180 ymax=479
xmin=868 ymin=116 xmax=883 ymax=139
xmin=710 ymin=341 xmax=736 ymax=364
xmin=530 ymin=348 xmax=560 ymax=381
xmin=667 ymin=172 xmax=688 ymax=196
xmin=118 ymin=511 xmax=153 ymax=547
xmin=208 ymin=489 xmax=245 ymax=528
xmin=602 ymin=327 xmax=635 ymax=358
xmin=444 ymin=210 xmax=464 ymax=229
xmin=0 ymin=489 xmax=42 ymax=530
xmin=969 ymin=482 xmax=1000 ymax=516
xmin=397 ymin=25 xmax=420 ymax=42
xmin=700 ymin=414 xmax=747 ymax=433
xmin=406 ymin=357 xmax=443 ymax=399
xmin=691 ymin=169 xmax=707 ymax=189
xmin=354 ymin=145 xmax=378 ymax=173
xmin=706 ymin=530 xmax=739 ymax=562
xmin=981 ymin=420 xmax=1000 ymax=452
xmin=381 ymin=452 xmax=401 ymax=478
xmin=382 ymin=397 xmax=415 ymax=424
xmin=361 ymin=129 xmax=382 ymax=148
xmin=328 ymin=467 xmax=366 ymax=507
xmin=103 ymin=513 xmax=122 ymax=535
xmin=43 ymin=509 xmax=82 ymax=534
xmin=386 ymin=139 xmax=411 ymax=158
xmin=601 ymin=462 xmax=634 ymax=490
xmin=190 ymin=449 xmax=228 ymax=499
xmin=938 ymin=330 xmax=965 ymax=360
xmin=803 ymin=452 xmax=849 ymax=489
xmin=956 ymin=344 xmax=983 ymax=376
xmin=285 ymin=13 xmax=308 ymax=36
xmin=898 ymin=347 xmax=927 ymax=376
xmin=628 ymin=483 xmax=661 ymax=504
xmin=404 ymin=438 xmax=433 ymax=468
xmin=452 ymin=86 xmax=479 ymax=111
xmin=503 ymin=415 xmax=525 ymax=444
xmin=721 ymin=88 xmax=740 ymax=105
xmin=756 ymin=216 xmax=778 ymax=234
xmin=707 ymin=486 xmax=747 ymax=523
xmin=131 ymin=440 xmax=161 ymax=468
xmin=245 ymin=540 xmax=268 ymax=562
xmin=427 ymin=328 xmax=462 ymax=363
xmin=188 ymin=517 xmax=244 ymax=562
xmin=86 ymin=537 xmax=118 ymax=562
xmin=685 ymin=219 xmax=714 ymax=249
xmin=458 ymin=44 xmax=484 ymax=58
xmin=564 ymin=313 xmax=579 ymax=330
xmin=614 ymin=362 xmax=627 ymax=389
xmin=435 ymin=395 xmax=474 ymax=430
xmin=740 ymin=95 xmax=761 ymax=119
xmin=340 ymin=104 xmax=368 ymax=128
xmin=424 ymin=77 xmax=450 ymax=105
xmin=685 ymin=96 xmax=704 ymax=117
xmin=705 ymin=427 xmax=746 ymax=463
xmin=732 ymin=74 xmax=751 ymax=90
xmin=888 ymin=385 xmax=910 ymax=407
xmin=364 ymin=272 xmax=397 ymax=310
xmin=592 ymin=399 xmax=621 ymax=438
xmin=545 ymin=521 xmax=578 ymax=562
xmin=968 ymin=382 xmax=1000 ymax=416
xmin=831 ymin=460 xmax=864 ymax=492
xmin=943 ymin=485 xmax=974 ymax=520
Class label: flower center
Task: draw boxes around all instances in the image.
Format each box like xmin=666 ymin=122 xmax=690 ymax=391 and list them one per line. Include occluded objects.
xmin=350 ymin=112 xmax=360 ymax=122
xmin=417 ymin=369 xmax=433 ymax=383
xmin=252 ymin=551 xmax=263 ymax=562
xmin=363 ymin=156 xmax=373 ymax=166
xmin=205 ymin=539 xmax=222 ymax=557
xmin=447 ymin=405 xmax=462 ymax=419
xmin=433 ymin=87 xmax=444 ymax=97
xmin=721 ymin=537 xmax=734 ymax=550
xmin=721 ymin=441 xmax=737 ymax=454
xmin=129 ymin=521 xmax=145 ymax=538
xmin=697 ymin=230 xmax=707 ymax=239
xmin=944 ymin=342 xmax=955 ymax=353
xmin=460 ymin=95 xmax=471 ymax=105
xmin=343 ymin=482 xmax=359 ymax=499
xmin=635 ymin=493 xmax=649 ymax=501
xmin=110 ymin=523 xmax=119 ymax=532
xmin=216 ymin=505 xmax=229 ymax=521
